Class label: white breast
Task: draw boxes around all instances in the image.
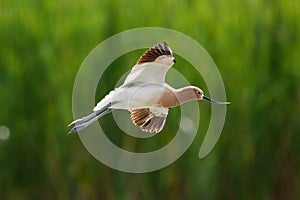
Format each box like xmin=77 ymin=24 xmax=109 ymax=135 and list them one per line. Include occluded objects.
xmin=93 ymin=83 xmax=168 ymax=111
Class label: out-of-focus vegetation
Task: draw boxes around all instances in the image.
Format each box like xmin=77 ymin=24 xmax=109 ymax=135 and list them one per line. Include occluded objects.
xmin=1 ymin=0 xmax=300 ymax=199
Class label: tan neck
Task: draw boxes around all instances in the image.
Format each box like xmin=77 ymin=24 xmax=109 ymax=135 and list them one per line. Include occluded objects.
xmin=175 ymin=87 xmax=198 ymax=105
xmin=157 ymin=87 xmax=197 ymax=108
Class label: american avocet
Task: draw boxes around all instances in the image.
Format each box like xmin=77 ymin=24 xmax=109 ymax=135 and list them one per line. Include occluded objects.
xmin=68 ymin=42 xmax=230 ymax=134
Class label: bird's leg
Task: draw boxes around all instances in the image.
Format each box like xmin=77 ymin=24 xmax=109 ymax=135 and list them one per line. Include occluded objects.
xmin=68 ymin=108 xmax=112 ymax=134
xmin=68 ymin=102 xmax=112 ymax=127
xmin=67 ymin=112 xmax=97 ymax=128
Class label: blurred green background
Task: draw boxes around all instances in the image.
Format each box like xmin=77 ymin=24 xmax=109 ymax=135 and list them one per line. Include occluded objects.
xmin=1 ymin=0 xmax=300 ymax=199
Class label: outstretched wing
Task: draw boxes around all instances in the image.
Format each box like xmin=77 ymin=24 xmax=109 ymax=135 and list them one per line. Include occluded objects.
xmin=123 ymin=41 xmax=175 ymax=85
xmin=130 ymin=107 xmax=168 ymax=133
xmin=137 ymin=41 xmax=174 ymax=64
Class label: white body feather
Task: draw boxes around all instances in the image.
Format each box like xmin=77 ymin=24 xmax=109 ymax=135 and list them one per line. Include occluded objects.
xmin=93 ymin=82 xmax=171 ymax=111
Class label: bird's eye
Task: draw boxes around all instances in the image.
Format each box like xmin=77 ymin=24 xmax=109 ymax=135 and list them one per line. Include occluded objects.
xmin=197 ymin=91 xmax=201 ymax=94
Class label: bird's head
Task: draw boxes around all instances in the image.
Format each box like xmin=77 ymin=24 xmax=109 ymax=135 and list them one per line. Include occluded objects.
xmin=191 ymin=86 xmax=230 ymax=104
xmin=192 ymin=87 xmax=204 ymax=100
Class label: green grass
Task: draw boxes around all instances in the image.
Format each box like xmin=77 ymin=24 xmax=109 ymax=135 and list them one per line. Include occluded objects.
xmin=1 ymin=0 xmax=300 ymax=199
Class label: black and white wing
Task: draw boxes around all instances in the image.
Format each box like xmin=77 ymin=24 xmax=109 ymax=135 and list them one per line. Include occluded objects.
xmin=130 ymin=107 xmax=169 ymax=133
xmin=123 ymin=41 xmax=175 ymax=85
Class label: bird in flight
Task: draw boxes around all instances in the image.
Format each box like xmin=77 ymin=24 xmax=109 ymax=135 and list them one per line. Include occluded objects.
xmin=68 ymin=41 xmax=229 ymax=134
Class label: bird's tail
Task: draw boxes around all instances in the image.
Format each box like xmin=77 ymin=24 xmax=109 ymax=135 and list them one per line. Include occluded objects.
xmin=93 ymin=91 xmax=114 ymax=112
